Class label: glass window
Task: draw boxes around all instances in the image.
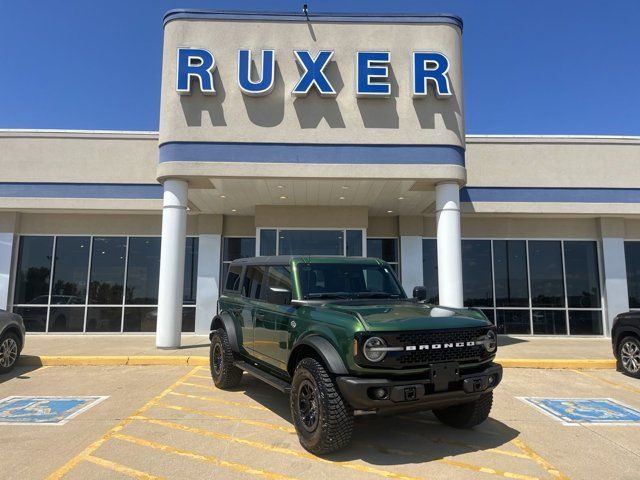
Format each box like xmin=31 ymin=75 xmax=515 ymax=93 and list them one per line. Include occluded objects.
xmin=625 ymin=242 xmax=640 ymax=308
xmin=48 ymin=307 xmax=85 ymax=333
xmin=224 ymin=265 xmax=243 ymax=292
xmin=528 ymin=241 xmax=565 ymax=308
xmin=14 ymin=236 xmax=53 ymax=304
xmin=223 ymin=238 xmax=256 ymax=261
xmin=422 ymin=239 xmax=439 ymax=304
xmin=182 ymin=307 xmax=196 ymax=332
xmin=86 ymin=307 xmax=122 ymax=332
xmin=13 ymin=306 xmax=47 ymax=332
xmin=480 ymin=309 xmax=495 ymax=324
xmin=346 ymin=230 xmax=363 ymax=257
xmin=564 ymin=241 xmax=601 ymax=308
xmin=265 ymin=266 xmax=293 ymax=305
xmin=279 ymin=230 xmax=344 ymax=256
xmin=123 ymin=307 xmax=157 ymax=332
xmin=569 ymin=310 xmax=603 ymax=335
xmin=367 ymin=238 xmax=398 ymax=263
xmin=496 ymin=309 xmax=531 ymax=335
xmin=88 ymin=237 xmax=127 ymax=304
xmin=259 ymin=229 xmax=277 ymax=256
xmin=493 ymin=240 xmax=529 ymax=307
xmin=462 ymin=240 xmax=493 ymax=307
xmin=183 ymin=237 xmax=199 ymax=305
xmin=125 ymin=237 xmax=160 ymax=305
xmin=50 ymin=236 xmax=90 ymax=304
xmin=532 ymin=310 xmax=567 ymax=335
xmin=243 ymin=266 xmax=266 ymax=299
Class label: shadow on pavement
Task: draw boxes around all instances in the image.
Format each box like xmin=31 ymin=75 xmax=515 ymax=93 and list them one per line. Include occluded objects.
xmin=497 ymin=335 xmax=529 ymax=346
xmin=238 ymin=374 xmax=519 ymax=464
xmin=0 ymin=364 xmax=45 ymax=384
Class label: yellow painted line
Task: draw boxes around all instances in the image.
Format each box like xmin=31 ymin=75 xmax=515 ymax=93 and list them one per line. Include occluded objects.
xmin=45 ymin=366 xmax=202 ymax=480
xmin=439 ymin=458 xmax=539 ymax=480
xmin=498 ymin=359 xmax=615 ymax=369
xmin=168 ymin=390 xmax=270 ymax=411
xmin=154 ymin=402 xmax=296 ymax=433
xmin=84 ymin=455 xmax=166 ymax=480
xmin=112 ymin=433 xmax=298 ymax=480
xmin=127 ymin=356 xmax=193 ymax=366
xmin=187 ymin=356 xmax=210 ymax=366
xmin=191 ymin=373 xmax=213 ymax=380
xmin=135 ymin=416 xmax=426 ymax=480
xmin=570 ymin=368 xmax=640 ymax=394
xmin=181 ymin=381 xmax=219 ymax=391
xmin=512 ymin=438 xmax=568 ymax=480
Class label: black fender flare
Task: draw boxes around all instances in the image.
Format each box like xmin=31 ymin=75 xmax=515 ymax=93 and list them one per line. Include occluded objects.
xmin=210 ymin=312 xmax=240 ymax=353
xmin=289 ymin=336 xmax=349 ymax=375
xmin=614 ymin=325 xmax=640 ymax=350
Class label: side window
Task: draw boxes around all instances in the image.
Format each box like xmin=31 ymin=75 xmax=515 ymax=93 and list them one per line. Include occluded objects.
xmin=265 ymin=266 xmax=293 ymax=305
xmin=243 ymin=266 xmax=266 ymax=299
xmin=224 ymin=265 xmax=242 ymax=292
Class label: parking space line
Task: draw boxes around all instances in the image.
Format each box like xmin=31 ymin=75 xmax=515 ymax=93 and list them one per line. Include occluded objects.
xmin=190 ymin=374 xmax=213 ymax=380
xmin=111 ymin=433 xmax=299 ymax=480
xmin=154 ymin=402 xmax=296 ymax=433
xmin=512 ymin=439 xmax=568 ymax=480
xmin=181 ymin=381 xmax=223 ymax=391
xmin=134 ymin=415 xmax=426 ymax=480
xmin=570 ymin=369 xmax=640 ymax=395
xmin=84 ymin=455 xmax=166 ymax=480
xmin=45 ymin=366 xmax=203 ymax=480
xmin=168 ymin=390 xmax=270 ymax=411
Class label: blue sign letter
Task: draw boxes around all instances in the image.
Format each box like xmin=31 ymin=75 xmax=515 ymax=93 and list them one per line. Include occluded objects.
xmin=356 ymin=52 xmax=391 ymax=97
xmin=176 ymin=48 xmax=216 ymax=95
xmin=412 ymin=52 xmax=451 ymax=98
xmin=237 ymin=49 xmax=275 ymax=96
xmin=292 ymin=50 xmax=336 ymax=97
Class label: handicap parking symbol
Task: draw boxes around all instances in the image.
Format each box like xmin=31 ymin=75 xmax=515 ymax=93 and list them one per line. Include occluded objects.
xmin=0 ymin=396 xmax=108 ymax=425
xmin=519 ymin=397 xmax=640 ymax=425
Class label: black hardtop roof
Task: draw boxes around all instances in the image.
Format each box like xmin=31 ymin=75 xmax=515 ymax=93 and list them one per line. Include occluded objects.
xmin=229 ymin=256 xmax=383 ymax=266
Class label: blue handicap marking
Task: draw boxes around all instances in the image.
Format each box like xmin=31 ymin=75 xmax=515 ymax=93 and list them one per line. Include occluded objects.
xmin=520 ymin=397 xmax=640 ymax=425
xmin=0 ymin=396 xmax=107 ymax=425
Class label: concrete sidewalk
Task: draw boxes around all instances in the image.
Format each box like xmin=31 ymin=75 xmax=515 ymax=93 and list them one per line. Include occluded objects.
xmin=16 ymin=334 xmax=616 ymax=369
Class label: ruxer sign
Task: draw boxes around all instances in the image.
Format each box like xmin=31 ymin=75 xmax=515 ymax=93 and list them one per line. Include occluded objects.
xmin=176 ymin=49 xmax=452 ymax=99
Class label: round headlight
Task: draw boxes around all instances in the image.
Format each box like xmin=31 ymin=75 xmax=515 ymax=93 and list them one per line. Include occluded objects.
xmin=363 ymin=336 xmax=387 ymax=362
xmin=484 ymin=330 xmax=497 ymax=353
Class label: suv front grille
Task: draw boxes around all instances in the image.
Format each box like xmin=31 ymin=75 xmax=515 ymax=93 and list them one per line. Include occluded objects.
xmin=395 ymin=328 xmax=488 ymax=365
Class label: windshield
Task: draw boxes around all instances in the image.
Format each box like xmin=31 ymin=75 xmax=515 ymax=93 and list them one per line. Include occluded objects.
xmin=299 ymin=263 xmax=405 ymax=300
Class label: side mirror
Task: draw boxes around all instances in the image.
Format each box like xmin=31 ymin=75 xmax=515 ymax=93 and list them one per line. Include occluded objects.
xmin=268 ymin=286 xmax=292 ymax=305
xmin=413 ymin=286 xmax=427 ymax=301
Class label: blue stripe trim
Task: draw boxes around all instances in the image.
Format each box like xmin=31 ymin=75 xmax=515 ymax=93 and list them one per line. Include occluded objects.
xmin=461 ymin=187 xmax=640 ymax=204
xmin=0 ymin=183 xmax=163 ymax=199
xmin=159 ymin=142 xmax=465 ymax=166
xmin=163 ymin=10 xmax=463 ymax=30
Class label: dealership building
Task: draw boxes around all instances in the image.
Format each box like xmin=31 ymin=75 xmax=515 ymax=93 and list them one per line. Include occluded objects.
xmin=2 ymin=10 xmax=640 ymax=346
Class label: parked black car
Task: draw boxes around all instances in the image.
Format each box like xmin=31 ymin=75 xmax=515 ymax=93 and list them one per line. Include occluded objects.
xmin=612 ymin=312 xmax=640 ymax=378
xmin=0 ymin=310 xmax=25 ymax=374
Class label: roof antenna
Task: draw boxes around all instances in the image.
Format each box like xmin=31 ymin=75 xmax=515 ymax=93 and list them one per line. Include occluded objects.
xmin=302 ymin=3 xmax=309 ymax=19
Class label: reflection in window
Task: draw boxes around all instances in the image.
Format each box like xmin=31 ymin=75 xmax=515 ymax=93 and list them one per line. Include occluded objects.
xmin=86 ymin=307 xmax=122 ymax=332
xmin=259 ymin=229 xmax=277 ymax=256
xmin=223 ymin=238 xmax=256 ymax=261
xmin=123 ymin=307 xmax=157 ymax=332
xmin=496 ymin=310 xmax=531 ymax=335
xmin=422 ymin=239 xmax=439 ymax=304
xmin=243 ymin=266 xmax=266 ymax=299
xmin=565 ymin=241 xmax=601 ymax=308
xmin=89 ymin=237 xmax=127 ymax=304
xmin=493 ymin=240 xmax=528 ymax=307
xmin=462 ymin=240 xmax=493 ymax=307
xmin=346 ymin=230 xmax=363 ymax=257
xmin=569 ymin=310 xmax=603 ymax=335
xmin=279 ymin=230 xmax=343 ymax=256
xmin=528 ymin=241 xmax=565 ymax=308
xmin=625 ymin=242 xmax=640 ymax=309
xmin=126 ymin=237 xmax=160 ymax=305
xmin=48 ymin=307 xmax=85 ymax=333
xmin=13 ymin=306 xmax=47 ymax=332
xmin=183 ymin=237 xmax=199 ymax=305
xmin=14 ymin=236 xmax=53 ymax=304
xmin=532 ymin=310 xmax=567 ymax=335
xmin=182 ymin=307 xmax=196 ymax=332
xmin=224 ymin=265 xmax=243 ymax=292
xmin=266 ymin=266 xmax=293 ymax=305
xmin=51 ymin=236 xmax=90 ymax=303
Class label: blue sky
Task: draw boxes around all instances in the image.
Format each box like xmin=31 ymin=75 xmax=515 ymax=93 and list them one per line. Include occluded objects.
xmin=1 ymin=0 xmax=638 ymax=134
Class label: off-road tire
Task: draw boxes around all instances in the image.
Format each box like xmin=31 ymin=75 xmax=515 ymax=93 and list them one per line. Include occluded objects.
xmin=290 ymin=358 xmax=354 ymax=455
xmin=433 ymin=391 xmax=493 ymax=428
xmin=210 ymin=328 xmax=243 ymax=389
xmin=0 ymin=332 xmax=20 ymax=374
xmin=618 ymin=336 xmax=640 ymax=379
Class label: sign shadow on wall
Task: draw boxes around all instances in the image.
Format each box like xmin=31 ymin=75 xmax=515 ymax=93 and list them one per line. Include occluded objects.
xmin=293 ymin=60 xmax=345 ymax=129
xmin=180 ymin=65 xmax=227 ymax=127
xmin=356 ymin=64 xmax=400 ymax=129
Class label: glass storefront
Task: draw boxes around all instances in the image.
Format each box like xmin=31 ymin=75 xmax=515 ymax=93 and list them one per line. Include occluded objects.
xmin=258 ymin=229 xmax=364 ymax=257
xmin=13 ymin=235 xmax=198 ymax=333
xmin=422 ymin=239 xmax=603 ymax=335
xmin=366 ymin=238 xmax=399 ymax=274
xmin=625 ymin=241 xmax=640 ymax=309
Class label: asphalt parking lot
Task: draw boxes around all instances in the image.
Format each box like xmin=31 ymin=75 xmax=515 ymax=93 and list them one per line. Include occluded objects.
xmin=1 ymin=365 xmax=639 ymax=480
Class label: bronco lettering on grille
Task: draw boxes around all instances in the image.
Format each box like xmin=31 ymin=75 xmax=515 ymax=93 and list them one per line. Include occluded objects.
xmin=405 ymin=341 xmax=475 ymax=351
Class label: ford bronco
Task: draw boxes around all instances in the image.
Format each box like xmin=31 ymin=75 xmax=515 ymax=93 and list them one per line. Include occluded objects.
xmin=209 ymin=256 xmax=502 ymax=454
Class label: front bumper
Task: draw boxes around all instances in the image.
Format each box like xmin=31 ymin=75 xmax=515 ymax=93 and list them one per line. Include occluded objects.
xmin=336 ymin=362 xmax=502 ymax=414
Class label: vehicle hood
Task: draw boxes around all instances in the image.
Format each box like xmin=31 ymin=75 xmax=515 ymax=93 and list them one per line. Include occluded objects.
xmin=321 ymin=301 xmax=491 ymax=331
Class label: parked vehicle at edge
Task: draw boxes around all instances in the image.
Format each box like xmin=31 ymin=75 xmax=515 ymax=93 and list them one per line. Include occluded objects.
xmin=209 ymin=256 xmax=501 ymax=454
xmin=0 ymin=310 xmax=25 ymax=374
xmin=612 ymin=311 xmax=640 ymax=378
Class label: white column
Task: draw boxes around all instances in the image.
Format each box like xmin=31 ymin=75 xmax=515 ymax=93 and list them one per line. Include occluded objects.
xmin=0 ymin=232 xmax=14 ymax=310
xmin=400 ymin=236 xmax=423 ymax=294
xmin=601 ymin=237 xmax=629 ymax=334
xmin=195 ymin=234 xmax=221 ymax=335
xmin=435 ymin=182 xmax=463 ymax=308
xmin=156 ymin=179 xmax=188 ymax=349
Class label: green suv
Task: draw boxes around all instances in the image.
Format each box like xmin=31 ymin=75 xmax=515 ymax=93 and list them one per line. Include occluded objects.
xmin=210 ymin=256 xmax=501 ymax=454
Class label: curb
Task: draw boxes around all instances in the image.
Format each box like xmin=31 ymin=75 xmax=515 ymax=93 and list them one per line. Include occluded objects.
xmin=19 ymin=355 xmax=616 ymax=370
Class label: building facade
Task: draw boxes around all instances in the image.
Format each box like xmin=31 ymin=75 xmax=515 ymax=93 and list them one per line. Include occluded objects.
xmin=1 ymin=11 xmax=640 ymax=344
